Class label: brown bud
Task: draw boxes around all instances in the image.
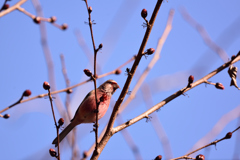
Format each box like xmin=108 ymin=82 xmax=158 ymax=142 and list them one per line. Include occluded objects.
xmin=88 ymin=6 xmax=92 ymax=14
xmin=58 ymin=118 xmax=64 ymax=126
xmin=215 ymin=82 xmax=224 ymax=90
xmin=154 ymin=155 xmax=162 ymax=160
xmin=23 ymin=90 xmax=32 ymax=97
xmin=3 ymin=114 xmax=10 ymax=119
xmin=84 ymin=69 xmax=92 ymax=77
xmin=231 ymin=55 xmax=236 ymax=61
xmin=50 ymin=16 xmax=57 ymax=23
xmin=98 ymin=43 xmax=103 ymax=49
xmin=49 ymin=148 xmax=57 ymax=157
xmin=2 ymin=4 xmax=9 ymax=10
xmin=146 ymin=48 xmax=155 ymax=55
xmin=83 ymin=151 xmax=88 ymax=158
xmin=141 ymin=9 xmax=148 ymax=19
xmin=33 ymin=17 xmax=41 ymax=24
xmin=196 ymin=154 xmax=205 ymax=160
xmin=115 ymin=69 xmax=122 ymax=75
xmin=188 ymin=75 xmax=194 ymax=84
xmin=43 ymin=81 xmax=51 ymax=90
xmin=61 ymin=23 xmax=68 ymax=30
xmin=225 ymin=132 xmax=232 ymax=139
xmin=66 ymin=89 xmax=73 ymax=94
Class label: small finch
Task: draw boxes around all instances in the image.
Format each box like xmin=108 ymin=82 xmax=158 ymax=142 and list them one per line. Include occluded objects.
xmin=52 ymin=79 xmax=120 ymax=146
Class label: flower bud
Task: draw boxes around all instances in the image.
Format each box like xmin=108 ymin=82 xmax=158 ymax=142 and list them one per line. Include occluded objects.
xmin=196 ymin=154 xmax=205 ymax=160
xmin=33 ymin=17 xmax=41 ymax=24
xmin=61 ymin=23 xmax=68 ymax=30
xmin=154 ymin=155 xmax=162 ymax=160
xmin=98 ymin=43 xmax=103 ymax=49
xmin=188 ymin=75 xmax=194 ymax=84
xmin=58 ymin=118 xmax=64 ymax=126
xmin=2 ymin=4 xmax=9 ymax=10
xmin=88 ymin=6 xmax=92 ymax=14
xmin=43 ymin=81 xmax=51 ymax=90
xmin=146 ymin=48 xmax=155 ymax=55
xmin=115 ymin=69 xmax=122 ymax=75
xmin=3 ymin=114 xmax=10 ymax=119
xmin=50 ymin=16 xmax=57 ymax=23
xmin=84 ymin=69 xmax=92 ymax=77
xmin=215 ymin=82 xmax=224 ymax=90
xmin=23 ymin=90 xmax=32 ymax=97
xmin=225 ymin=132 xmax=232 ymax=139
xmin=66 ymin=89 xmax=73 ymax=94
xmin=49 ymin=148 xmax=57 ymax=157
xmin=141 ymin=9 xmax=148 ymax=19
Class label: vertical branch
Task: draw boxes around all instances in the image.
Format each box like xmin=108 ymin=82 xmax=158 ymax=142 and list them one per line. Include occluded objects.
xmin=83 ymin=0 xmax=101 ymax=149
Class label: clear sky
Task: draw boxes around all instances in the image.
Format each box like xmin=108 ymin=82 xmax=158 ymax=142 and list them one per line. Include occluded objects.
xmin=0 ymin=0 xmax=240 ymax=160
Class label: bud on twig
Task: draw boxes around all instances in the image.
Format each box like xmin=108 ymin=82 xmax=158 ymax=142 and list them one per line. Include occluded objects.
xmin=84 ymin=69 xmax=92 ymax=77
xmin=58 ymin=118 xmax=64 ymax=126
xmin=2 ymin=4 xmax=9 ymax=10
xmin=154 ymin=155 xmax=162 ymax=160
xmin=146 ymin=48 xmax=155 ymax=55
xmin=115 ymin=69 xmax=122 ymax=75
xmin=215 ymin=82 xmax=224 ymax=90
xmin=66 ymin=89 xmax=73 ymax=94
xmin=49 ymin=148 xmax=57 ymax=157
xmin=188 ymin=75 xmax=194 ymax=84
xmin=3 ymin=114 xmax=10 ymax=119
xmin=23 ymin=90 xmax=32 ymax=97
xmin=196 ymin=154 xmax=205 ymax=160
xmin=50 ymin=16 xmax=57 ymax=23
xmin=225 ymin=132 xmax=232 ymax=139
xmin=141 ymin=9 xmax=148 ymax=19
xmin=61 ymin=23 xmax=68 ymax=30
xmin=33 ymin=17 xmax=41 ymax=24
xmin=43 ymin=81 xmax=51 ymax=90
xmin=88 ymin=6 xmax=92 ymax=14
xmin=98 ymin=43 xmax=103 ymax=49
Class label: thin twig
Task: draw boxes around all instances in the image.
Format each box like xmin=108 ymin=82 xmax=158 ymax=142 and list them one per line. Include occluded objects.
xmin=113 ymin=51 xmax=240 ymax=134
xmin=0 ymin=0 xmax=27 ymax=17
xmin=47 ymin=87 xmax=60 ymax=160
xmin=0 ymin=57 xmax=132 ymax=114
xmin=171 ymin=126 xmax=240 ymax=160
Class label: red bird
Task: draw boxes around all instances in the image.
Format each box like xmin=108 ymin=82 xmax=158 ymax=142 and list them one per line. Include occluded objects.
xmin=52 ymin=79 xmax=120 ymax=146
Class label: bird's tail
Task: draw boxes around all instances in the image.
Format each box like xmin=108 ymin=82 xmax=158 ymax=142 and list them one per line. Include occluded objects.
xmin=52 ymin=122 xmax=76 ymax=147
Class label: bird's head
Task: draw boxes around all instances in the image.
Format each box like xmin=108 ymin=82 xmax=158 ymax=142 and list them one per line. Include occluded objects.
xmin=99 ymin=79 xmax=120 ymax=95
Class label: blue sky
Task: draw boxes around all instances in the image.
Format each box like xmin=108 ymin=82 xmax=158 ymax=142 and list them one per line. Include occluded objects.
xmin=0 ymin=0 xmax=240 ymax=160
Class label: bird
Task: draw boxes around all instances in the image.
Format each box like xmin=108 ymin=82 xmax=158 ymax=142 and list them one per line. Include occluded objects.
xmin=52 ymin=79 xmax=120 ymax=147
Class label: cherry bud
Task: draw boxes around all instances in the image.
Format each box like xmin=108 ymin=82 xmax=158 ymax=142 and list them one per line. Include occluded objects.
xmin=196 ymin=154 xmax=205 ymax=160
xmin=66 ymin=89 xmax=73 ymax=94
xmin=215 ymin=82 xmax=224 ymax=90
xmin=98 ymin=43 xmax=103 ymax=49
xmin=50 ymin=16 xmax=57 ymax=23
xmin=3 ymin=114 xmax=10 ymax=119
xmin=2 ymin=4 xmax=9 ymax=10
xmin=33 ymin=17 xmax=41 ymax=24
xmin=115 ymin=69 xmax=122 ymax=75
xmin=23 ymin=90 xmax=32 ymax=97
xmin=49 ymin=148 xmax=57 ymax=157
xmin=188 ymin=75 xmax=194 ymax=84
xmin=58 ymin=118 xmax=64 ymax=126
xmin=141 ymin=9 xmax=148 ymax=19
xmin=154 ymin=155 xmax=162 ymax=160
xmin=146 ymin=48 xmax=155 ymax=55
xmin=88 ymin=6 xmax=92 ymax=14
xmin=225 ymin=132 xmax=232 ymax=139
xmin=84 ymin=69 xmax=92 ymax=77
xmin=43 ymin=81 xmax=51 ymax=90
xmin=61 ymin=23 xmax=68 ymax=30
